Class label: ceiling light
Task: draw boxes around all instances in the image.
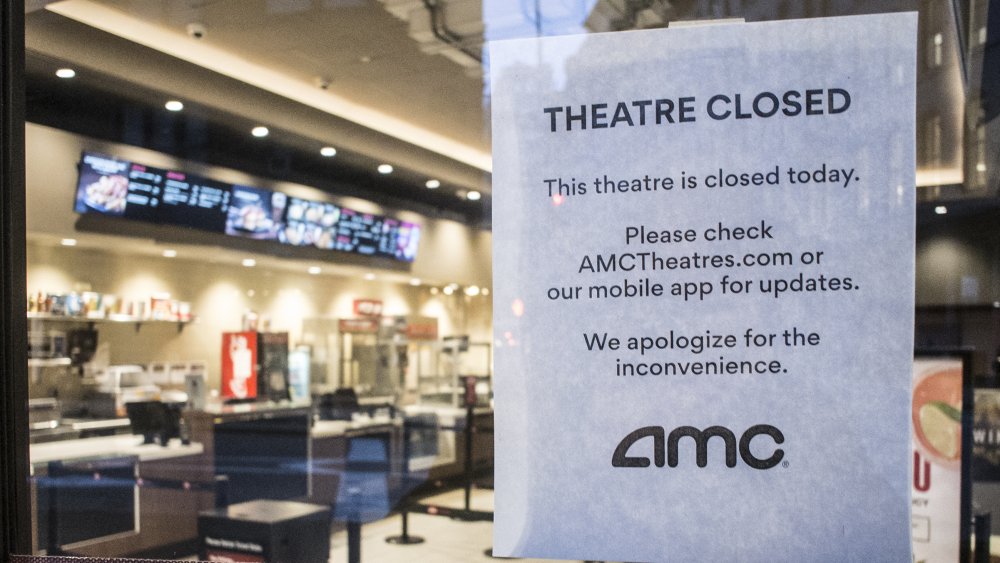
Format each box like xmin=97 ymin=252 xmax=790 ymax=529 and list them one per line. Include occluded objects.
xmin=251 ymin=126 xmax=269 ymax=138
xmin=430 ymin=287 xmax=439 ymax=295
xmin=242 ymin=258 xmax=257 ymax=267
xmin=320 ymin=146 xmax=337 ymax=157
xmin=363 ymin=273 xmax=376 ymax=281
xmin=409 ymin=278 xmax=421 ymax=286
xmin=308 ymin=266 xmax=322 ymax=275
xmin=482 ymin=288 xmax=490 ymax=296
xmin=464 ymin=285 xmax=481 ymax=296
xmin=60 ymin=238 xmax=77 ymax=246
xmin=934 ymin=206 xmax=947 ymax=215
xmin=55 ymin=68 xmax=76 ymax=79
xmin=377 ymin=164 xmax=394 ymax=174
xmin=442 ymin=286 xmax=454 ymax=295
xmin=425 ymin=179 xmax=441 ymax=189
xmin=162 ymin=249 xmax=177 ymax=258
xmin=466 ymin=190 xmax=482 ymax=201
xmin=164 ymin=100 xmax=184 ymax=111
xmin=977 ymin=163 xmax=987 ymax=173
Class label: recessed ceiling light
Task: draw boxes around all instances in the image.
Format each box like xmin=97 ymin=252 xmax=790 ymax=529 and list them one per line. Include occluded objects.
xmin=466 ymin=190 xmax=482 ymax=201
xmin=482 ymin=288 xmax=490 ymax=296
xmin=464 ymin=285 xmax=481 ymax=296
xmin=242 ymin=258 xmax=257 ymax=267
xmin=308 ymin=266 xmax=322 ymax=275
xmin=425 ymin=179 xmax=441 ymax=189
xmin=162 ymin=249 xmax=177 ymax=258
xmin=430 ymin=287 xmax=439 ymax=295
xmin=165 ymin=100 xmax=184 ymax=112
xmin=55 ymin=68 xmax=76 ymax=79
xmin=934 ymin=205 xmax=948 ymax=215
xmin=363 ymin=272 xmax=376 ymax=281
xmin=320 ymin=146 xmax=337 ymax=157
xmin=977 ymin=163 xmax=987 ymax=172
xmin=377 ymin=164 xmax=394 ymax=174
xmin=409 ymin=278 xmax=421 ymax=286
xmin=442 ymin=286 xmax=454 ymax=295
xmin=60 ymin=238 xmax=77 ymax=246
xmin=251 ymin=126 xmax=269 ymax=138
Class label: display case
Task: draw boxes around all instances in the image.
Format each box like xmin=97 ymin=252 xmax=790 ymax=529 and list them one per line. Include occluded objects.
xmin=413 ymin=337 xmax=492 ymax=408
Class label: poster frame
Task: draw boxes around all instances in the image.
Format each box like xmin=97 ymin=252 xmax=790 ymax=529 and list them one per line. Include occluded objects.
xmin=914 ymin=348 xmax=974 ymax=562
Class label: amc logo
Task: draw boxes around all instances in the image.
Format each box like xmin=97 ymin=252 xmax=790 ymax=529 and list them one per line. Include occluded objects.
xmin=612 ymin=425 xmax=785 ymax=470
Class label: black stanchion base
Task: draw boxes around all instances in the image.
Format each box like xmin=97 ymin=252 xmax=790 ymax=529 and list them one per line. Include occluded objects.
xmin=385 ymin=534 xmax=426 ymax=545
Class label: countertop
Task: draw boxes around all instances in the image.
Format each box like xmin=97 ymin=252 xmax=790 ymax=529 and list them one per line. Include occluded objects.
xmin=30 ymin=434 xmax=203 ymax=468
xmin=311 ymin=417 xmax=399 ymax=439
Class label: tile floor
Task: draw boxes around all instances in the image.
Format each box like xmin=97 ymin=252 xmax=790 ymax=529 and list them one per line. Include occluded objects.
xmin=328 ymin=487 xmax=592 ymax=563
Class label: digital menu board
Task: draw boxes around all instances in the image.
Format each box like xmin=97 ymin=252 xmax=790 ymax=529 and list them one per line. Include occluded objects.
xmin=74 ymin=152 xmax=421 ymax=262
xmin=157 ymin=171 xmax=231 ymax=232
xmin=76 ymin=153 xmax=159 ymax=222
xmin=226 ymin=186 xmax=283 ymax=240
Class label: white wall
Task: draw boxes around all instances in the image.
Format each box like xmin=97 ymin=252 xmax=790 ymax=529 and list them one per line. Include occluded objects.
xmin=25 ymin=123 xmax=494 ymax=392
xmin=25 ymin=122 xmax=492 ymax=287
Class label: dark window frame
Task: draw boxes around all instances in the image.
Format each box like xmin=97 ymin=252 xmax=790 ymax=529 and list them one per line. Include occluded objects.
xmin=2 ymin=0 xmax=30 ymax=559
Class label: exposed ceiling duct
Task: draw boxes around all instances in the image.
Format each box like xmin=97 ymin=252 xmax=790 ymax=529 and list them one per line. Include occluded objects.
xmin=379 ymin=0 xmax=484 ymax=77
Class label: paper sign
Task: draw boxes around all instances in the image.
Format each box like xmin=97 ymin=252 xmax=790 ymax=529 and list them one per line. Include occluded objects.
xmin=912 ymin=359 xmax=964 ymax=562
xmin=490 ymin=14 xmax=916 ymax=562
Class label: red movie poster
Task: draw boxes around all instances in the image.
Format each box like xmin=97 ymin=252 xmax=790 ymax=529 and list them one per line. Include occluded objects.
xmin=222 ymin=331 xmax=258 ymax=399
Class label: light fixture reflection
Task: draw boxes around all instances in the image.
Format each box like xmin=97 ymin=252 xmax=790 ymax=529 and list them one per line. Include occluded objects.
xmin=425 ymin=179 xmax=440 ymax=189
xmin=378 ymin=164 xmax=394 ymax=174
xmin=251 ymin=126 xmax=269 ymax=138
xmin=308 ymin=266 xmax=322 ymax=275
xmin=512 ymin=298 xmax=525 ymax=317
xmin=162 ymin=249 xmax=178 ymax=258
xmin=409 ymin=278 xmax=421 ymax=286
xmin=56 ymin=68 xmax=76 ymax=78
xmin=320 ymin=146 xmax=337 ymax=157
xmin=466 ymin=190 xmax=481 ymax=201
xmin=60 ymin=238 xmax=77 ymax=246
xmin=242 ymin=258 xmax=257 ymax=267
xmin=165 ymin=100 xmax=184 ymax=112
xmin=934 ymin=206 xmax=947 ymax=215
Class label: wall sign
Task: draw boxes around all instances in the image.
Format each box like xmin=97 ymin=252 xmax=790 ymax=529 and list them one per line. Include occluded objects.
xmin=353 ymin=299 xmax=384 ymax=317
xmin=490 ymin=14 xmax=917 ymax=562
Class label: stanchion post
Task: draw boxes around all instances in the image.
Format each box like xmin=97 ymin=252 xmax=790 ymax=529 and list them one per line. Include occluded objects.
xmin=463 ymin=375 xmax=477 ymax=512
xmin=348 ymin=521 xmax=361 ymax=563
xmin=974 ymin=513 xmax=991 ymax=563
xmin=464 ymin=404 xmax=474 ymax=512
xmin=386 ymin=508 xmax=425 ymax=545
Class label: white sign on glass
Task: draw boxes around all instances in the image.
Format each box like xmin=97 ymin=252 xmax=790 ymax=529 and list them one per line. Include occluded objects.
xmin=490 ymin=13 xmax=917 ymax=562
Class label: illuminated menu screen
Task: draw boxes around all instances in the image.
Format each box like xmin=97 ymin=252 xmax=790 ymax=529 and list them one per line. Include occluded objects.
xmin=157 ymin=171 xmax=232 ymax=231
xmin=74 ymin=152 xmax=420 ymax=262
